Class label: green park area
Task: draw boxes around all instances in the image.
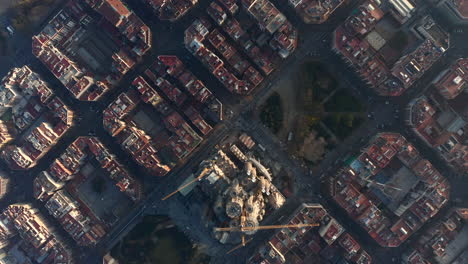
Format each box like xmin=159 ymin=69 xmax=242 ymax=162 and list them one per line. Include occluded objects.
xmin=323 ymin=89 xmax=365 ymax=139
xmin=259 ymin=61 xmax=366 ymax=164
xmin=112 ymin=215 xmax=210 ymax=264
xmin=260 ymin=92 xmax=283 ymax=134
xmin=298 ymin=61 xmax=338 ymax=105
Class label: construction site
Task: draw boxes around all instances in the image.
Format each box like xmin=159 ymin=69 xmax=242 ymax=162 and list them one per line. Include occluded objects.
xmin=161 ymin=130 xmax=297 ymax=247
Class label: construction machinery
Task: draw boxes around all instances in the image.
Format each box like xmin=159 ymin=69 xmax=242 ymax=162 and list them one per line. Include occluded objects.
xmin=161 ymin=167 xmax=210 ymax=201
xmin=221 ymin=222 xmax=319 ymax=255
xmin=226 ymin=238 xmax=253 ymax=255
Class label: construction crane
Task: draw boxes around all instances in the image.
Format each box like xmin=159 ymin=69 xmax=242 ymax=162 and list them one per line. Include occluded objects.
xmin=214 ymin=223 xmax=319 ymax=233
xmin=162 ymin=167 xmax=210 ymax=201
xmin=226 ymin=238 xmax=253 ymax=255
xmin=221 ymin=223 xmax=319 ymax=255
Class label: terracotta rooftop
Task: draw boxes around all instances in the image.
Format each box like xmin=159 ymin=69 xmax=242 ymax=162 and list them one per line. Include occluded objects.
xmin=330 ymin=133 xmax=450 ymax=247
xmin=453 ymin=0 xmax=468 ymax=18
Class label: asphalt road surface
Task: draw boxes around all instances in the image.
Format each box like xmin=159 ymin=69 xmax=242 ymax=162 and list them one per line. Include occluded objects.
xmin=2 ymin=0 xmax=468 ymax=263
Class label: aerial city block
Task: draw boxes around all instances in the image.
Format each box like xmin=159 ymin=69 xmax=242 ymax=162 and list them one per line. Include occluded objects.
xmin=0 ymin=0 xmax=467 ymax=263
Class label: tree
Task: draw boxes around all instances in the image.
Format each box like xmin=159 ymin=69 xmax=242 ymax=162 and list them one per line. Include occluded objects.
xmin=260 ymin=92 xmax=283 ymax=134
xmin=343 ymin=113 xmax=354 ymax=128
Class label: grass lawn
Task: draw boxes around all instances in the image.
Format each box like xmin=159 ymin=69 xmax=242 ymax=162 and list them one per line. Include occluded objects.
xmin=324 ymin=89 xmax=366 ymax=112
xmin=323 ymin=113 xmax=363 ymax=140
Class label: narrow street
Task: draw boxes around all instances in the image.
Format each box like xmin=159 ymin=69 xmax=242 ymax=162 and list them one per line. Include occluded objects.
xmin=0 ymin=0 xmax=467 ymax=263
